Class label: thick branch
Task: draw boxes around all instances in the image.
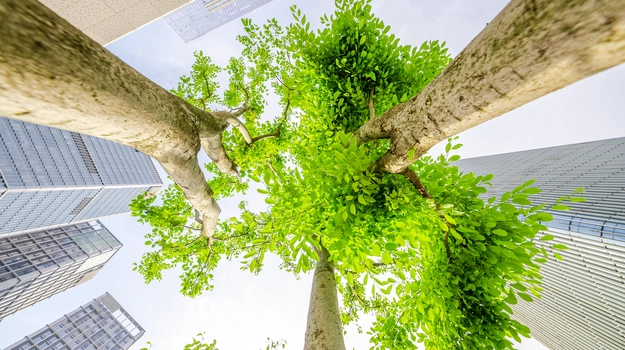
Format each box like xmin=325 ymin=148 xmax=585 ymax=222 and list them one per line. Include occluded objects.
xmin=0 ymin=0 xmax=227 ymax=239
xmin=226 ymin=117 xmax=254 ymax=144
xmin=357 ymin=0 xmax=625 ymax=173
xmin=200 ymin=134 xmax=241 ymax=179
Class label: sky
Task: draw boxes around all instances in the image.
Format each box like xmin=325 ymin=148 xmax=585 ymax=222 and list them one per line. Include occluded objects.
xmin=1 ymin=0 xmax=625 ymax=349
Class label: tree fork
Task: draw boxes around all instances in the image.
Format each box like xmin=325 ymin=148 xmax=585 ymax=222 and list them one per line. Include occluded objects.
xmin=0 ymin=0 xmax=229 ymax=237
xmin=304 ymin=245 xmax=346 ymax=350
xmin=357 ymin=0 xmax=625 ymax=173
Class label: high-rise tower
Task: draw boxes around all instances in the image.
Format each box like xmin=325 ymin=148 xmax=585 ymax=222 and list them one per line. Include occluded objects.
xmin=164 ymin=0 xmax=275 ymax=43
xmin=5 ymin=292 xmax=144 ymax=350
xmin=0 ymin=117 xmax=162 ymax=236
xmin=454 ymin=137 xmax=625 ymax=349
xmin=0 ymin=221 xmax=121 ymax=322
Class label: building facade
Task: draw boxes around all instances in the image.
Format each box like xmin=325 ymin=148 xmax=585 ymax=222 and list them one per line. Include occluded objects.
xmin=164 ymin=0 xmax=274 ymax=43
xmin=0 ymin=221 xmax=121 ymax=323
xmin=455 ymin=137 xmax=625 ymax=349
xmin=5 ymin=293 xmax=144 ymax=350
xmin=0 ymin=117 xmax=162 ymax=236
xmin=38 ymin=0 xmax=192 ymax=45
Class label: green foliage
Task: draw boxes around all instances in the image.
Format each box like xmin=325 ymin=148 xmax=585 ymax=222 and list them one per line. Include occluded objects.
xmin=130 ymin=1 xmax=583 ymax=348
xmin=289 ymin=0 xmax=451 ymax=131
xmin=140 ymin=335 xmax=286 ymax=350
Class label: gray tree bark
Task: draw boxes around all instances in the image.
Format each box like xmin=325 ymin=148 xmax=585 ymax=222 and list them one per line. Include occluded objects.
xmin=0 ymin=0 xmax=234 ymax=238
xmin=304 ymin=247 xmax=346 ymax=350
xmin=357 ymin=0 xmax=625 ymax=173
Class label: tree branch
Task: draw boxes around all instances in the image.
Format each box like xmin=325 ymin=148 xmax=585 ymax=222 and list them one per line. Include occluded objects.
xmin=250 ymin=98 xmax=291 ymax=143
xmin=399 ymin=168 xmax=433 ymax=200
xmin=367 ymin=88 xmax=375 ymax=120
xmin=1 ymin=0 xmax=229 ymax=241
xmin=196 ymin=71 xmax=215 ymax=111
xmin=194 ymin=209 xmax=203 ymax=225
xmin=267 ymin=160 xmax=282 ymax=185
xmin=399 ymin=168 xmax=454 ymax=261
xmin=356 ymin=0 xmax=625 ymax=173
xmin=226 ymin=117 xmax=254 ymax=144
xmin=200 ymin=133 xmax=241 ymax=180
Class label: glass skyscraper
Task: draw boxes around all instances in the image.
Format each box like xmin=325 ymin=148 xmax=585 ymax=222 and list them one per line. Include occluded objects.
xmin=164 ymin=0 xmax=274 ymax=43
xmin=0 ymin=221 xmax=122 ymax=323
xmin=5 ymin=292 xmax=144 ymax=350
xmin=0 ymin=117 xmax=162 ymax=236
xmin=455 ymin=137 xmax=625 ymax=349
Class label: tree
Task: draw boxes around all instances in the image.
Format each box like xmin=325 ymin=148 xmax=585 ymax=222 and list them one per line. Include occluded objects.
xmin=1 ymin=0 xmax=624 ymax=348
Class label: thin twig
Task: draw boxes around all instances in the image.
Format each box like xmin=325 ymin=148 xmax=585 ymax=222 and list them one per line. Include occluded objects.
xmin=368 ymin=87 xmax=375 ymax=120
xmin=274 ymin=73 xmax=294 ymax=91
xmin=267 ymin=160 xmax=282 ymax=185
xmin=399 ymin=168 xmax=434 ymax=201
xmin=250 ymin=98 xmax=291 ymax=143
xmin=399 ymin=168 xmax=454 ymax=262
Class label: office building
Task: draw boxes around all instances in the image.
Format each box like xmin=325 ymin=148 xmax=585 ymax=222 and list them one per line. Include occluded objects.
xmin=455 ymin=137 xmax=625 ymax=349
xmin=38 ymin=0 xmax=193 ymax=45
xmin=0 ymin=221 xmax=121 ymax=323
xmin=5 ymin=292 xmax=144 ymax=350
xmin=164 ymin=0 xmax=274 ymax=43
xmin=0 ymin=117 xmax=162 ymax=236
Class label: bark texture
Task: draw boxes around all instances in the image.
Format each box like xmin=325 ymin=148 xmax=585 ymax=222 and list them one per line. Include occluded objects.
xmin=304 ymin=247 xmax=346 ymax=350
xmin=357 ymin=0 xmax=625 ymax=173
xmin=0 ymin=0 xmax=231 ymax=237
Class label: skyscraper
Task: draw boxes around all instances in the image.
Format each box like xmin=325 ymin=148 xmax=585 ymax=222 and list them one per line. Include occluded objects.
xmin=164 ymin=0 xmax=274 ymax=43
xmin=0 ymin=221 xmax=122 ymax=323
xmin=0 ymin=117 xmax=162 ymax=236
xmin=38 ymin=0 xmax=192 ymax=45
xmin=5 ymin=292 xmax=144 ymax=350
xmin=454 ymin=137 xmax=625 ymax=349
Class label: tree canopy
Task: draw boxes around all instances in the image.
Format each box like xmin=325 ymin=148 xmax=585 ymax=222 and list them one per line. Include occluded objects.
xmin=129 ymin=1 xmax=584 ymax=348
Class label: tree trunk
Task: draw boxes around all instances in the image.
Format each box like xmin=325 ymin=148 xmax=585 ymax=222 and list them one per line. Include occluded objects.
xmin=357 ymin=0 xmax=625 ymax=173
xmin=304 ymin=247 xmax=346 ymax=350
xmin=0 ymin=0 xmax=228 ymax=236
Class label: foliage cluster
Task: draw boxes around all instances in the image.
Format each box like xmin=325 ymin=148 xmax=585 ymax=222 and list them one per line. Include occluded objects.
xmin=130 ymin=0 xmax=583 ymax=348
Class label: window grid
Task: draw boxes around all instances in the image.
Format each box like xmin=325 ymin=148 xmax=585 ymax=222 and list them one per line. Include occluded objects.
xmin=5 ymin=293 xmax=144 ymax=350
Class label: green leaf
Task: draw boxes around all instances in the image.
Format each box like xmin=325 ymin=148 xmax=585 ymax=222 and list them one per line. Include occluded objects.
xmin=552 ymin=204 xmax=571 ymax=211
xmin=504 ymin=292 xmax=517 ymax=305
xmin=358 ymin=194 xmax=367 ymax=205
xmin=512 ymin=197 xmax=532 ymax=206
xmin=554 ymin=252 xmax=564 ymax=261
xmin=552 ymin=244 xmax=568 ymax=250
xmin=382 ymin=252 xmax=393 ymax=264
xmin=350 ymin=203 xmax=356 ymax=215
xmin=540 ymin=235 xmax=555 ymax=241
xmin=360 ymin=35 xmax=366 ymax=45
xmin=518 ymin=293 xmax=533 ymax=302
xmin=492 ymin=229 xmax=508 ymax=237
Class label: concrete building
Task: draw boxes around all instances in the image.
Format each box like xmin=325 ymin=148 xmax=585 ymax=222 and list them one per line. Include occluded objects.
xmin=0 ymin=117 xmax=162 ymax=236
xmin=37 ymin=0 xmax=274 ymax=46
xmin=455 ymin=137 xmax=625 ymax=349
xmin=5 ymin=293 xmax=144 ymax=350
xmin=164 ymin=0 xmax=275 ymax=43
xmin=38 ymin=0 xmax=193 ymax=45
xmin=0 ymin=221 xmax=121 ymax=323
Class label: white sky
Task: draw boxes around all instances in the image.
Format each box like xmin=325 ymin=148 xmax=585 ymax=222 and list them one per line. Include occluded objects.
xmin=1 ymin=0 xmax=624 ymax=349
